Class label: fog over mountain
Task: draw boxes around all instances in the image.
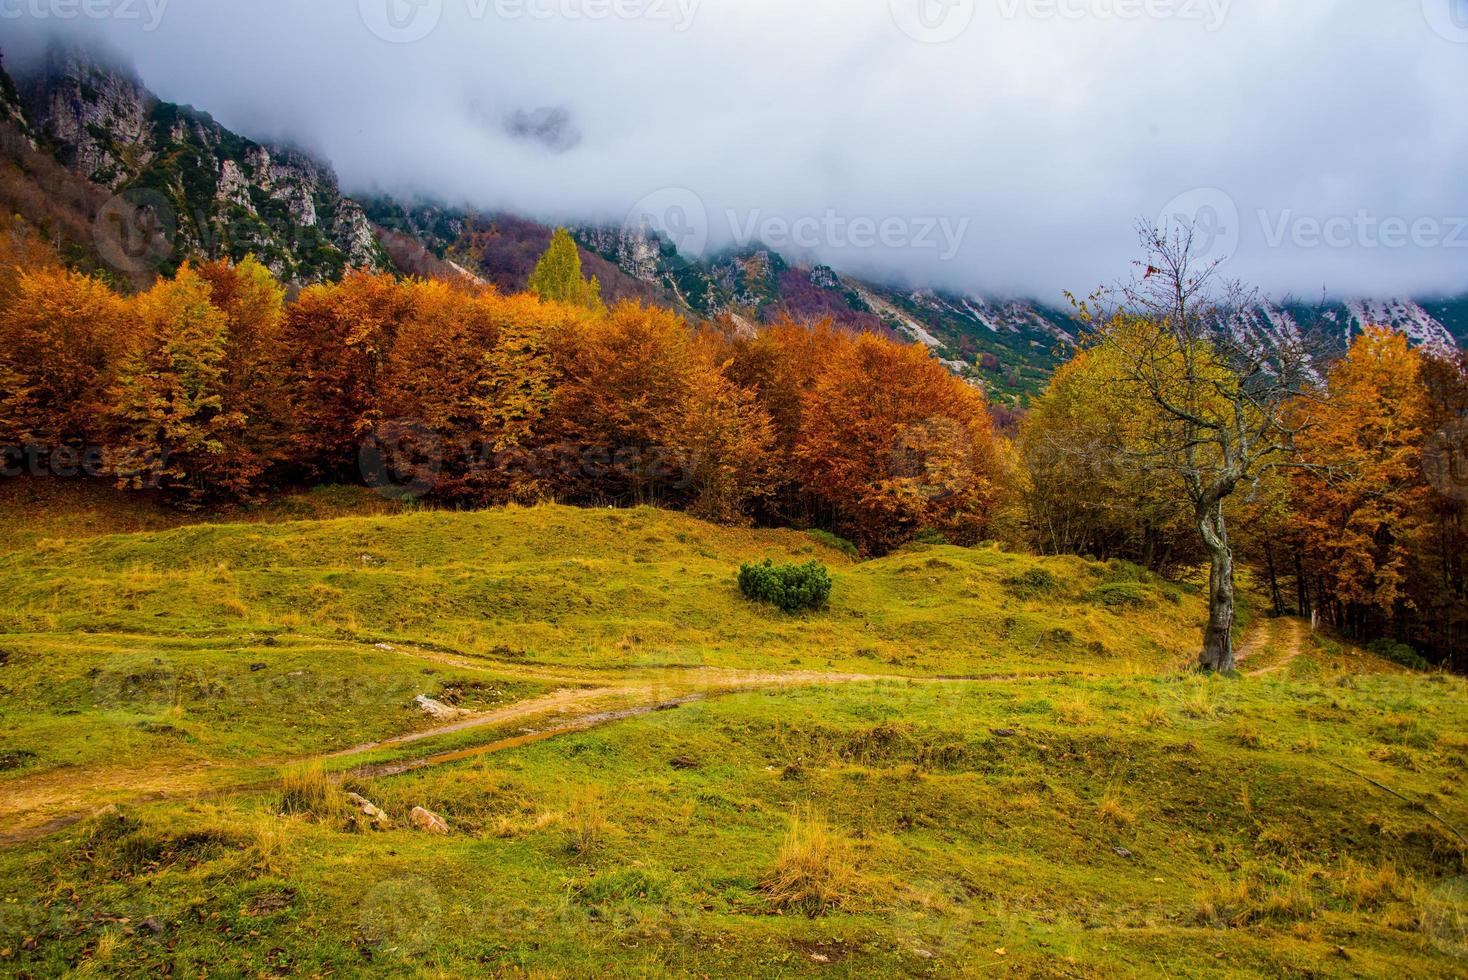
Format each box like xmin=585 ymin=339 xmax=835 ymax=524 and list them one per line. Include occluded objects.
xmin=6 ymin=0 xmax=1467 ymax=301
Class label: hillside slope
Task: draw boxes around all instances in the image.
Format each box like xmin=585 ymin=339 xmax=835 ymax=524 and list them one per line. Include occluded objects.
xmin=0 ymin=502 xmax=1463 ymax=976
xmin=0 ymin=502 xmax=1207 ymax=681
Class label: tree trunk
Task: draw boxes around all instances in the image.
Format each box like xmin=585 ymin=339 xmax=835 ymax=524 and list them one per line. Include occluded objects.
xmin=1197 ymin=499 xmax=1235 ymax=672
xmin=1293 ymin=547 xmax=1310 ymax=620
xmin=1263 ymin=540 xmax=1282 ymax=616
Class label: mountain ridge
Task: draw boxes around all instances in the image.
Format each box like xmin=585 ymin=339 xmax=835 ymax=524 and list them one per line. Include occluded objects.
xmin=1 ymin=42 xmax=1462 ymax=405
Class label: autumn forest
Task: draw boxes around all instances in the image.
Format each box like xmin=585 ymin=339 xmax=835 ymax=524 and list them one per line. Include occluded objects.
xmin=1 ymin=218 xmax=1463 ymax=672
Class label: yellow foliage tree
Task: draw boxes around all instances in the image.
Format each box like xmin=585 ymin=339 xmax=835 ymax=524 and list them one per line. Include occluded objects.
xmin=107 ymin=264 xmax=244 ymax=503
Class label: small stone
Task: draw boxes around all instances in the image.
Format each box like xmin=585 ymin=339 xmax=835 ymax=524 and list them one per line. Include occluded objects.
xmin=1113 ymin=847 xmax=1134 ymax=859
xmin=345 ymin=792 xmax=391 ymax=830
xmin=410 ymin=806 xmax=449 ymax=834
xmin=412 ymin=695 xmax=463 ymax=720
xmin=138 ymin=917 xmax=163 ymax=935
xmin=990 ymin=728 xmax=1017 ymax=737
xmin=809 ymin=953 xmax=829 ymax=964
xmin=375 ymin=642 xmax=395 ymax=652
xmin=249 ymin=663 xmax=267 ymax=672
xmin=913 ymin=948 xmax=934 ymax=959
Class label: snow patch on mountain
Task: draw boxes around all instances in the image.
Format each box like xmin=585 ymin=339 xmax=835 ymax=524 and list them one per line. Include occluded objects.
xmin=853 ymin=285 xmax=945 ymax=348
xmin=1342 ymin=298 xmax=1456 ymax=352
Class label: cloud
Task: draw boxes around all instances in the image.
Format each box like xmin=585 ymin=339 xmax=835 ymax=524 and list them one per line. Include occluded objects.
xmin=4 ymin=0 xmax=1466 ymax=302
xmin=500 ymin=105 xmax=582 ymax=154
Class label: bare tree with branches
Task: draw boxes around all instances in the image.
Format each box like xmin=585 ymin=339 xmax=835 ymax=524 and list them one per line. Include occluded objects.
xmin=1080 ymin=223 xmax=1317 ymax=672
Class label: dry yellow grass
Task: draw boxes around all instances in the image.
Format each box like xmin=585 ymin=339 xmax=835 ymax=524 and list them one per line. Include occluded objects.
xmin=761 ymin=811 xmax=860 ymax=916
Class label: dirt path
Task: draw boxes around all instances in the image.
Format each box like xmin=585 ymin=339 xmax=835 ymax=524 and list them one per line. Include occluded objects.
xmin=1234 ymin=619 xmax=1273 ymax=664
xmin=0 ymin=665 xmax=1005 ymax=846
xmin=1239 ymin=617 xmax=1308 ymax=676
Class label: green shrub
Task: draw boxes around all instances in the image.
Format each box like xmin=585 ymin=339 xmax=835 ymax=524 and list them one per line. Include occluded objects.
xmin=807 ymin=529 xmax=858 ymax=559
xmin=739 ymin=560 xmax=832 ymax=613
xmin=1367 ymin=639 xmax=1429 ymax=671
xmin=1086 ymin=581 xmax=1151 ymax=609
xmin=1105 ymin=559 xmax=1145 ymax=581
xmin=912 ymin=527 xmax=950 ymax=546
xmin=1002 ymin=567 xmax=1061 ymax=598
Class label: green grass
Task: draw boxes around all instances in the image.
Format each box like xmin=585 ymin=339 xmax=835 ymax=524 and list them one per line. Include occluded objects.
xmin=0 ymin=498 xmax=1203 ymax=679
xmin=3 ymin=673 xmax=1464 ymax=976
xmin=0 ymin=493 xmax=1464 ymax=976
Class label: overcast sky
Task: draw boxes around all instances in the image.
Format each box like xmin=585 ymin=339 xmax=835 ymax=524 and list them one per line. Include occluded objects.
xmin=6 ymin=0 xmax=1468 ymax=302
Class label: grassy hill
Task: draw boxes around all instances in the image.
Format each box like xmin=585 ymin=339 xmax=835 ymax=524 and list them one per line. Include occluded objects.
xmin=0 ymin=497 xmax=1464 ymax=976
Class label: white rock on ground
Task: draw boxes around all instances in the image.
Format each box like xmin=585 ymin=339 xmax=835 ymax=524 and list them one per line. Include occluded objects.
xmin=410 ymin=806 xmax=449 ymax=834
xmin=412 ymin=695 xmax=463 ymax=720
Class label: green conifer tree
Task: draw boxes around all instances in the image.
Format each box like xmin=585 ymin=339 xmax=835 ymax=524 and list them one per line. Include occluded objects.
xmin=528 ymin=228 xmax=604 ymax=311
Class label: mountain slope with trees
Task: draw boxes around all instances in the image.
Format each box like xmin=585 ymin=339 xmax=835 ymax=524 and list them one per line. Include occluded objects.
xmin=5 ymin=43 xmax=1461 ymax=408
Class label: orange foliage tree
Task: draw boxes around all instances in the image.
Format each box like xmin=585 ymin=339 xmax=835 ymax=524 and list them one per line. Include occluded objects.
xmin=793 ymin=332 xmax=1001 ymax=554
xmin=1289 ymin=327 xmax=1431 ymax=635
xmin=547 ymin=302 xmax=772 ymax=520
xmin=194 ymin=256 xmax=289 ymax=493
xmin=0 ymin=266 xmax=129 ymax=456
xmin=279 ymin=270 xmax=417 ymax=480
xmin=376 ymin=279 xmax=506 ymax=500
xmin=376 ymin=281 xmax=592 ymax=503
xmin=1415 ymin=350 xmax=1468 ymax=666
xmin=474 ymin=293 xmax=581 ymax=502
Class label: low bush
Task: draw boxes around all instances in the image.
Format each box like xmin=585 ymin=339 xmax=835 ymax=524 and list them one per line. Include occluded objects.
xmin=1367 ymin=639 xmax=1429 ymax=671
xmin=1002 ymin=566 xmax=1061 ymax=598
xmin=807 ymin=529 xmax=858 ymax=559
xmin=911 ymin=527 xmax=949 ymax=546
xmin=738 ymin=560 xmax=832 ymax=612
xmin=1086 ymin=581 xmax=1151 ymax=608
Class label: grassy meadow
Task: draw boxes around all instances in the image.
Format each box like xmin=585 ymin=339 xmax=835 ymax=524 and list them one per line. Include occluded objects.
xmin=0 ymin=487 xmax=1464 ymax=976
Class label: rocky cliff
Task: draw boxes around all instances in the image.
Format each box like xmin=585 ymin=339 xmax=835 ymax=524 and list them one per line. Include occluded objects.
xmin=15 ymin=44 xmax=387 ymax=284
